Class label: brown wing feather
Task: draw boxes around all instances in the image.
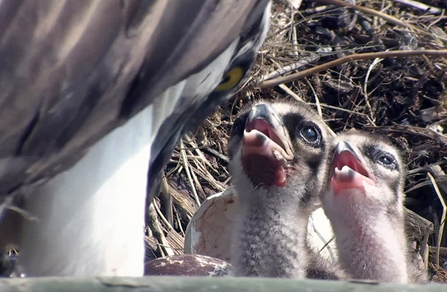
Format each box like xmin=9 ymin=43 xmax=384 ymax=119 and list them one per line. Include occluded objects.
xmin=0 ymin=0 xmax=268 ymax=195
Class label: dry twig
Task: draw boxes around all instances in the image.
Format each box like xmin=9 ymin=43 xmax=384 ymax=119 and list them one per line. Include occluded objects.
xmin=427 ymin=172 xmax=446 ymax=266
xmin=314 ymin=0 xmax=447 ymax=42
xmin=260 ymin=50 xmax=447 ymax=88
xmin=180 ymin=139 xmax=201 ymax=206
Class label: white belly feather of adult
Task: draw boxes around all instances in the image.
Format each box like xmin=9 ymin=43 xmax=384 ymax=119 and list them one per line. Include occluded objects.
xmin=17 ymin=39 xmax=240 ymax=277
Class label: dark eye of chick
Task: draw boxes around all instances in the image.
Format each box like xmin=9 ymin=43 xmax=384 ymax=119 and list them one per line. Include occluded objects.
xmin=377 ymin=154 xmax=396 ymax=168
xmin=299 ymin=125 xmax=321 ymax=146
xmin=367 ymin=146 xmax=398 ymax=170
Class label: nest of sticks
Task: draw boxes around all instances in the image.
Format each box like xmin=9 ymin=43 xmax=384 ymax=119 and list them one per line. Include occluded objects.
xmin=148 ymin=0 xmax=447 ymax=282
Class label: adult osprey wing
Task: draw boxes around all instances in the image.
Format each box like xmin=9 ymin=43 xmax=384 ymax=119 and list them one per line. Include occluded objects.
xmin=0 ymin=0 xmax=270 ymax=197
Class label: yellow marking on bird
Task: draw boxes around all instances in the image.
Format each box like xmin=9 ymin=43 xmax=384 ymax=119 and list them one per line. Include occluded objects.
xmin=216 ymin=67 xmax=245 ymax=91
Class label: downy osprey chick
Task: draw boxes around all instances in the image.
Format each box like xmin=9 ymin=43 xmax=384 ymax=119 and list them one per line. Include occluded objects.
xmin=228 ymin=101 xmax=334 ymax=278
xmin=322 ymin=131 xmax=427 ymax=283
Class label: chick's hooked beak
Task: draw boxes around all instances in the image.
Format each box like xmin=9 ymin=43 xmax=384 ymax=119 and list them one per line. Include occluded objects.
xmin=241 ymin=103 xmax=294 ymax=188
xmin=330 ymin=141 xmax=376 ymax=194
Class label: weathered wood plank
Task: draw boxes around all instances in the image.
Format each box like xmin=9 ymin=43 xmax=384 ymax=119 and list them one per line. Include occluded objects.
xmin=0 ymin=276 xmax=445 ymax=292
